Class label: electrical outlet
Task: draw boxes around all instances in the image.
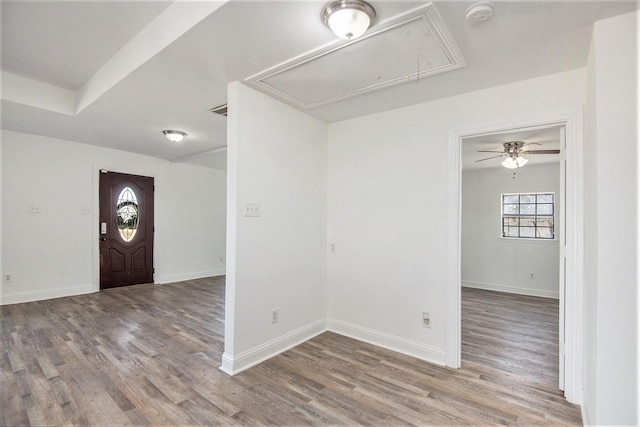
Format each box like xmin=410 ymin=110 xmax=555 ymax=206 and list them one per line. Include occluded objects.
xmin=28 ymin=204 xmax=41 ymax=214
xmin=329 ymin=242 xmax=336 ymax=253
xmin=422 ymin=311 xmax=431 ymax=328
xmin=272 ymin=309 xmax=279 ymax=324
xmin=244 ymin=202 xmax=261 ymax=217
xmin=3 ymin=274 xmax=12 ymax=283
xmin=529 ymin=272 xmax=535 ymax=280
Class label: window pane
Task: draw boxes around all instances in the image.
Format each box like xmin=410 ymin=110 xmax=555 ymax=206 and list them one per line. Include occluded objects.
xmin=520 ymin=216 xmax=536 ymax=227
xmin=537 ymin=203 xmax=553 ymax=215
xmin=537 ymin=227 xmax=554 ymax=239
xmin=503 ymin=204 xmax=519 ymax=215
xmin=520 ymin=203 xmax=536 ymax=215
xmin=537 ymin=217 xmax=554 ymax=227
xmin=520 ymin=194 xmax=536 ymax=203
xmin=520 ymin=227 xmax=536 ymax=238
xmin=503 ymin=226 xmax=517 ymax=237
xmin=503 ymin=195 xmax=519 ymax=204
xmin=504 ymin=216 xmax=519 ymax=226
xmin=537 ymin=194 xmax=553 ymax=203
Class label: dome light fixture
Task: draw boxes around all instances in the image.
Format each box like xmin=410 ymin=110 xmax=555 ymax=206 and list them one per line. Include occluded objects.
xmin=163 ymin=130 xmax=187 ymax=143
xmin=322 ymin=0 xmax=376 ymax=40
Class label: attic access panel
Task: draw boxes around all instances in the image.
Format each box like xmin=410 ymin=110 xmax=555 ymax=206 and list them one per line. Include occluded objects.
xmin=247 ymin=5 xmax=465 ymax=108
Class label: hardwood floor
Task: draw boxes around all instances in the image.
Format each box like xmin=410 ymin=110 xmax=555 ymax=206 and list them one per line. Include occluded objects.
xmin=1 ymin=278 xmax=582 ymax=426
xmin=461 ymin=287 xmax=563 ymax=397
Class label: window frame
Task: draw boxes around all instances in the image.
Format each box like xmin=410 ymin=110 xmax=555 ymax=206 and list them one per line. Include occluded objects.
xmin=500 ymin=192 xmax=555 ymax=240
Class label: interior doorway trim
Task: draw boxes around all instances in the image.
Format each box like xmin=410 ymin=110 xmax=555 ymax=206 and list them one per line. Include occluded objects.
xmin=446 ymin=110 xmax=584 ymax=405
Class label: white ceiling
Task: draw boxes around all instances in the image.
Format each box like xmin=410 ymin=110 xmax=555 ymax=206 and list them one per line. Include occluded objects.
xmin=246 ymin=4 xmax=466 ymax=108
xmin=1 ymin=1 xmax=637 ymax=169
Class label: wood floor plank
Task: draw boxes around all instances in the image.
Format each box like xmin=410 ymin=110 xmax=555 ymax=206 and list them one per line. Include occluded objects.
xmin=1 ymin=278 xmax=581 ymax=426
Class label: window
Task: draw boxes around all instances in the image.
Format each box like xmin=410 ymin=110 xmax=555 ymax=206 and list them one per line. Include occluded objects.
xmin=116 ymin=187 xmax=139 ymax=242
xmin=502 ymin=193 xmax=554 ymax=239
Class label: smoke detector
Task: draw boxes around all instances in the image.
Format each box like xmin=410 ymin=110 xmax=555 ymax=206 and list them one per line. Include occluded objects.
xmin=465 ymin=1 xmax=493 ymax=23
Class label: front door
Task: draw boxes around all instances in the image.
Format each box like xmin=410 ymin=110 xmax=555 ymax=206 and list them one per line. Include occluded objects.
xmin=99 ymin=171 xmax=154 ymax=289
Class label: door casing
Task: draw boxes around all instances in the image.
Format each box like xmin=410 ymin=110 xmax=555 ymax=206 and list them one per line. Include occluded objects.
xmin=446 ymin=110 xmax=584 ymax=405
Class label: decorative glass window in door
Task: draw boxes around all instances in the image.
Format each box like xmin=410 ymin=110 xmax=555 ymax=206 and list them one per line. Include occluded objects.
xmin=116 ymin=187 xmax=139 ymax=242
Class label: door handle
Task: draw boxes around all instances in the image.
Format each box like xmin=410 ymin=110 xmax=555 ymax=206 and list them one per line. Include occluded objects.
xmin=100 ymin=237 xmax=107 ymax=241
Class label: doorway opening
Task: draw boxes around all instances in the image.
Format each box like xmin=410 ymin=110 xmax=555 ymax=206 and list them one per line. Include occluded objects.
xmin=99 ymin=170 xmax=155 ymax=289
xmin=446 ymin=111 xmax=584 ymax=405
xmin=460 ymin=125 xmax=564 ymax=393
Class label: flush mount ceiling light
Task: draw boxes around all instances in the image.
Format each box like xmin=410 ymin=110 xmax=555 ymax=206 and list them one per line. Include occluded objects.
xmin=322 ymin=0 xmax=376 ymax=40
xmin=163 ymin=130 xmax=187 ymax=143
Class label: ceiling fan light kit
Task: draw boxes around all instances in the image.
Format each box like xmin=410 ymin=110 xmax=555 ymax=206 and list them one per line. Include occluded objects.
xmin=322 ymin=0 xmax=376 ymax=40
xmin=475 ymin=140 xmax=561 ymax=168
xmin=501 ymin=156 xmax=528 ymax=169
xmin=163 ymin=130 xmax=187 ymax=143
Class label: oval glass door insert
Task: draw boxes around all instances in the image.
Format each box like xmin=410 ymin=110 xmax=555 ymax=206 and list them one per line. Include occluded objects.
xmin=116 ymin=187 xmax=139 ymax=242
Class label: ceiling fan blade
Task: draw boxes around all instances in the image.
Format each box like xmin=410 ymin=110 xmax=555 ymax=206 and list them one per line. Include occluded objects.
xmin=477 ymin=150 xmax=505 ymax=154
xmin=522 ymin=149 xmax=561 ymax=154
xmin=475 ymin=155 xmax=505 ymax=162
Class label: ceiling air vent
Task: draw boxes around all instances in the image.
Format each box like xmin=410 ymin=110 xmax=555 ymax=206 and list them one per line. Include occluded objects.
xmin=209 ymin=104 xmax=228 ymax=117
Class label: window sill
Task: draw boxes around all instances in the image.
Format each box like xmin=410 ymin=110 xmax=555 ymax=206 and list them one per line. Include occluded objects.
xmin=499 ymin=237 xmax=559 ymax=244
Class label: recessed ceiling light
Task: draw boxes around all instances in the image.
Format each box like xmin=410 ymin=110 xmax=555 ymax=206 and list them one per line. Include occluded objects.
xmin=163 ymin=130 xmax=187 ymax=143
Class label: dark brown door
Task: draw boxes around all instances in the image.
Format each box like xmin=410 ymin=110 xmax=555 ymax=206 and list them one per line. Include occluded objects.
xmin=99 ymin=171 xmax=154 ymax=289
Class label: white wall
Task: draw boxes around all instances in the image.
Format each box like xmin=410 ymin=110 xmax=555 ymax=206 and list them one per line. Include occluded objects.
xmin=462 ymin=163 xmax=560 ymax=298
xmin=0 ymin=133 xmax=2 ymax=297
xmin=222 ymin=82 xmax=327 ymax=374
xmin=327 ymin=69 xmax=585 ymax=365
xmin=1 ymin=129 xmax=226 ymax=305
xmin=583 ymin=11 xmax=638 ymax=426
xmin=583 ymin=19 xmax=599 ymax=425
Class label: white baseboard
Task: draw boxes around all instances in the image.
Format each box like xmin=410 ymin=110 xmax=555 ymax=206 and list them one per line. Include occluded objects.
xmin=0 ymin=270 xmax=226 ymax=305
xmin=0 ymin=285 xmax=96 ymax=306
xmin=155 ymin=269 xmax=225 ymax=284
xmin=327 ymin=319 xmax=446 ymax=366
xmin=462 ymin=280 xmax=559 ymax=299
xmin=219 ymin=319 xmax=327 ymax=375
xmin=220 ymin=319 xmax=447 ymax=376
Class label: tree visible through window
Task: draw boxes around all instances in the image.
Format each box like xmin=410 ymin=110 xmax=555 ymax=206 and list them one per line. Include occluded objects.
xmin=502 ymin=193 xmax=554 ymax=239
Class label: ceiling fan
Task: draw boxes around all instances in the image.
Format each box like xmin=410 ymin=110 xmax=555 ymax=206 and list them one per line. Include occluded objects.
xmin=475 ymin=141 xmax=560 ymax=169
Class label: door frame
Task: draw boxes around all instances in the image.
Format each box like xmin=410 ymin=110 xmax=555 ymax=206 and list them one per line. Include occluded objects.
xmin=446 ymin=110 xmax=584 ymax=405
xmin=92 ymin=164 xmax=156 ymax=292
